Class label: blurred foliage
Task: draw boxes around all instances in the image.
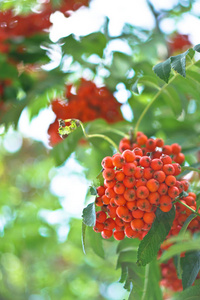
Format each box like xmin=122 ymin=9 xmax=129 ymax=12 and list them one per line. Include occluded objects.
xmin=0 ymin=0 xmax=200 ymax=299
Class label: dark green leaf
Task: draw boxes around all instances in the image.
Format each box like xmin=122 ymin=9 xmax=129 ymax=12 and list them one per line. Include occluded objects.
xmin=181 ymin=166 xmax=200 ymax=174
xmin=137 ymin=206 xmax=175 ymax=266
xmin=87 ymin=226 xmax=104 ymax=258
xmin=153 ymin=58 xmax=171 ymax=83
xmin=81 ymin=32 xmax=107 ymax=58
xmin=117 ymin=238 xmax=140 ymax=254
xmin=89 ymin=186 xmax=97 ymax=196
xmin=116 ymin=250 xmax=138 ymax=269
xmin=171 ymin=51 xmax=188 ymax=77
xmin=181 ymin=251 xmax=200 ymax=289
xmin=193 ymin=44 xmax=200 ymax=53
xmin=82 ymin=202 xmax=96 ymax=227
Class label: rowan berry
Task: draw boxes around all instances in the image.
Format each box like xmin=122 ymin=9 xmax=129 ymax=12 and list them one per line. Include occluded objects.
xmin=146 ymin=179 xmax=159 ymax=192
xmin=173 ymin=153 xmax=185 ymax=164
xmin=132 ymin=209 xmax=144 ymax=219
xmin=122 ymin=163 xmax=136 ymax=176
xmin=104 ymin=179 xmax=116 ymax=188
xmin=134 ymin=167 xmax=144 ymax=179
xmin=177 ymin=214 xmax=188 ymax=225
xmin=153 ymin=170 xmax=166 ymax=183
xmin=110 ymin=198 xmax=117 ymax=207
xmin=114 ymin=182 xmax=126 ymax=194
xmin=143 ymin=211 xmax=156 ymax=224
xmin=126 ymin=200 xmax=137 ymax=211
xmin=115 ymin=216 xmax=125 ymax=227
xmin=152 ymin=151 xmax=162 ymax=159
xmin=173 ymin=163 xmax=182 ymax=176
xmin=124 ymin=189 xmax=136 ymax=201
xmin=104 ymin=218 xmax=115 ymax=230
xmin=113 ymin=230 xmax=125 ymax=240
xmin=151 ymin=159 xmax=163 ymax=170
xmin=155 ymin=138 xmax=164 ymax=148
xmin=101 ymin=156 xmax=114 ymax=168
xmin=165 ymin=175 xmax=176 ymax=187
xmin=115 ymin=170 xmax=125 ymax=181
xmin=96 ymin=186 xmax=105 ymax=196
xmin=93 ymin=222 xmax=104 ymax=232
xmin=163 ymin=164 xmax=175 ymax=175
xmin=107 ymin=205 xmax=117 ymax=218
xmin=158 ymin=183 xmax=168 ymax=195
xmin=122 ymin=149 xmax=135 ymax=162
xmin=125 ymin=226 xmax=137 ymax=238
xmin=162 ymin=145 xmax=172 ymax=155
xmin=123 ymin=176 xmax=136 ymax=188
xmin=146 ymin=138 xmax=156 ymax=151
xmin=148 ymin=192 xmax=160 ymax=205
xmin=137 ymin=133 xmax=148 ymax=146
xmin=168 ymin=186 xmax=179 ymax=199
xmin=135 ymin=178 xmax=147 ymax=187
xmin=161 ymin=155 xmax=172 ymax=165
xmin=105 ymin=187 xmax=116 ymax=199
xmin=102 ymin=195 xmax=110 ymax=205
xmin=95 ymin=196 xmax=104 ymax=206
xmin=160 ymin=203 xmax=172 ymax=212
xmin=188 ymin=192 xmax=196 ymax=200
xmin=112 ymin=154 xmax=125 ymax=169
xmin=137 ymin=199 xmax=151 ymax=211
xmin=101 ymin=229 xmax=113 ymax=239
xmin=103 ymin=168 xmax=115 ymax=180
xmin=133 ymin=147 xmax=143 ymax=156
xmin=160 ymin=195 xmax=172 ymax=206
xmin=116 ymin=206 xmax=129 ymax=219
xmin=143 ymin=167 xmax=154 ymax=180
xmin=114 ymin=194 xmax=126 ymax=206
xmin=188 ymin=219 xmax=198 ymax=229
xmin=182 ymin=180 xmax=189 ymax=191
xmin=140 ymin=156 xmax=151 ymax=168
xmin=96 ymin=211 xmax=107 ymax=223
xmin=171 ymin=143 xmax=181 ymax=155
xmin=136 ymin=186 xmax=150 ymax=199
xmin=131 ymin=219 xmax=144 ymax=231
xmin=184 ymin=196 xmax=195 ymax=206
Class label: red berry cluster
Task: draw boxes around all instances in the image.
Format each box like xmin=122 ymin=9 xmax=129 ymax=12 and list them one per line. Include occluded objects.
xmin=168 ymin=33 xmax=192 ymax=56
xmin=0 ymin=0 xmax=90 ymax=53
xmin=93 ymin=132 xmax=189 ymax=240
xmin=48 ymin=79 xmax=123 ymax=146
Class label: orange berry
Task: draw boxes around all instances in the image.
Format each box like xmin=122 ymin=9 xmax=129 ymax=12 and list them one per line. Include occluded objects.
xmin=132 ymin=209 xmax=144 ymax=219
xmin=114 ymin=182 xmax=126 ymax=194
xmin=173 ymin=163 xmax=182 ymax=176
xmin=153 ymin=170 xmax=166 ymax=183
xmin=143 ymin=211 xmax=155 ymax=224
xmin=160 ymin=203 xmax=172 ymax=212
xmin=113 ymin=230 xmax=125 ymax=240
xmin=104 ymin=218 xmax=115 ymax=230
xmin=168 ymin=186 xmax=179 ymax=199
xmin=146 ymin=179 xmax=159 ymax=192
xmin=135 ymin=178 xmax=147 ymax=187
xmin=134 ymin=167 xmax=144 ymax=178
xmin=115 ymin=170 xmax=125 ymax=181
xmin=146 ymin=138 xmax=156 ymax=151
xmin=165 ymin=175 xmax=176 ymax=187
xmin=173 ymin=153 xmax=185 ymax=164
xmin=114 ymin=194 xmax=126 ymax=206
xmin=171 ymin=143 xmax=181 ymax=155
xmin=136 ymin=199 xmax=151 ymax=211
xmin=148 ymin=192 xmax=160 ymax=205
xmin=122 ymin=149 xmax=135 ymax=162
xmin=101 ymin=156 xmax=114 ymax=168
xmin=102 ymin=195 xmax=110 ymax=205
xmin=123 ymin=176 xmax=136 ymax=188
xmin=101 ymin=229 xmax=113 ymax=239
xmin=125 ymin=226 xmax=138 ymax=238
xmin=133 ymin=147 xmax=143 ymax=156
xmin=162 ymin=145 xmax=172 ymax=155
xmin=93 ymin=221 xmax=104 ymax=232
xmin=151 ymin=159 xmax=163 ymax=170
xmin=124 ymin=189 xmax=136 ymax=201
xmin=137 ymin=133 xmax=148 ymax=146
xmin=161 ymin=155 xmax=172 ymax=165
xmin=96 ymin=211 xmax=107 ymax=223
xmin=122 ymin=163 xmax=136 ymax=176
xmin=163 ymin=164 xmax=175 ymax=175
xmin=104 ymin=179 xmax=116 ymax=188
xmin=131 ymin=219 xmax=144 ymax=231
xmin=126 ymin=200 xmax=137 ymax=211
xmin=140 ymin=156 xmax=151 ymax=167
xmin=136 ymin=186 xmax=150 ymax=199
xmin=143 ymin=167 xmax=154 ymax=180
xmin=96 ymin=186 xmax=105 ymax=196
xmin=105 ymin=187 xmax=116 ymax=198
xmin=158 ymin=183 xmax=168 ymax=195
xmin=155 ymin=138 xmax=164 ymax=148
xmin=160 ymin=195 xmax=172 ymax=206
xmin=107 ymin=205 xmax=117 ymax=218
xmin=103 ymin=168 xmax=115 ymax=180
xmin=112 ymin=154 xmax=125 ymax=169
xmin=95 ymin=196 xmax=104 ymax=206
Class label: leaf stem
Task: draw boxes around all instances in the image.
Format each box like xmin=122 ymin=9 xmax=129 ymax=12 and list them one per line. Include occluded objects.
xmin=175 ymin=199 xmax=200 ymax=217
xmin=141 ymin=263 xmax=150 ymax=300
xmin=73 ymin=119 xmax=120 ymax=153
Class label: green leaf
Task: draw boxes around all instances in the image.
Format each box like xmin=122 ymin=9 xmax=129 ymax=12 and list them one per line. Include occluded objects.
xmin=171 ymin=51 xmax=188 ymax=77
xmin=137 ymin=206 xmax=175 ymax=266
xmin=132 ymin=79 xmax=139 ymax=95
xmin=116 ymin=250 xmax=138 ymax=269
xmin=172 ymin=283 xmax=200 ymax=300
xmin=87 ymin=226 xmax=104 ymax=258
xmin=193 ymin=44 xmax=200 ymax=53
xmin=162 ymin=85 xmax=182 ymax=117
xmin=81 ymin=222 xmax=86 ymax=255
xmin=159 ymin=238 xmax=200 ymax=262
xmin=81 ymin=32 xmax=107 ymax=58
xmin=117 ymin=238 xmax=140 ymax=254
xmin=178 ymin=162 xmax=200 ymax=178
xmin=82 ymin=202 xmax=96 ymax=227
xmin=181 ymin=166 xmax=200 ymax=174
xmin=89 ymin=186 xmax=97 ymax=196
xmin=153 ymin=58 xmax=171 ymax=83
xmin=181 ymin=251 xmax=200 ymax=289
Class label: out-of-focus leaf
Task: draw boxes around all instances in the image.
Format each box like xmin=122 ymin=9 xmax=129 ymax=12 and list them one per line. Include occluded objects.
xmin=82 ymin=202 xmax=96 ymax=227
